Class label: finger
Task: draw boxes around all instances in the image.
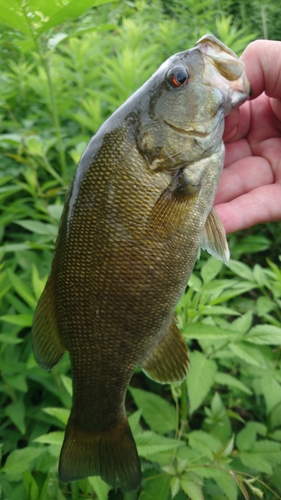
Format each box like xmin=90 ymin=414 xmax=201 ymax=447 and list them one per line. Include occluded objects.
xmin=215 ymin=183 xmax=281 ymax=234
xmin=223 ymin=139 xmax=252 ymax=168
xmin=223 ymin=107 xmax=239 ymax=142
xmin=215 ymin=156 xmax=274 ymax=204
xmin=271 ymin=96 xmax=281 ymax=123
xmin=223 ymin=101 xmax=251 ymax=143
xmin=241 ymin=40 xmax=281 ymax=99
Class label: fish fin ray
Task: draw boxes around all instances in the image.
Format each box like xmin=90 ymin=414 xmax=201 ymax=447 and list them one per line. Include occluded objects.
xmin=59 ymin=415 xmax=141 ymax=492
xmin=141 ymin=316 xmax=189 ymax=383
xmin=146 ymin=180 xmax=198 ymax=237
xmin=201 ymin=207 xmax=230 ymax=264
xmin=32 ymin=275 xmax=66 ymax=370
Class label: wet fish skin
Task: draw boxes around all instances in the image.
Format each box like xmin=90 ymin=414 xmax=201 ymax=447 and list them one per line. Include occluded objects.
xmin=32 ymin=35 xmax=250 ymax=492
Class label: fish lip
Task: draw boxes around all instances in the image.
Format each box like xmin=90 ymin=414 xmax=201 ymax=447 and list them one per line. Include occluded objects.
xmin=163 ymin=114 xmax=222 ymax=138
xmin=194 ymin=34 xmax=251 ymax=107
xmin=196 ymin=34 xmax=238 ymax=60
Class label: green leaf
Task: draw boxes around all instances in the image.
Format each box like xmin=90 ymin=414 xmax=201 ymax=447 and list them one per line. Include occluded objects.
xmin=135 ymin=431 xmax=183 ymax=458
xmin=0 ymin=3 xmax=31 ymax=34
xmin=200 ymin=306 xmax=240 ymax=317
xmin=180 ymin=477 xmax=204 ymax=500
xmin=43 ymin=407 xmax=70 ymax=425
xmin=0 ymin=243 xmax=31 ymax=253
xmin=32 ymin=264 xmax=47 ymax=301
xmin=188 ymin=273 xmax=202 ymax=291
xmin=0 ymin=314 xmax=33 ymax=327
xmin=260 ymin=373 xmax=281 ymax=416
xmin=7 ymin=268 xmax=37 ymax=309
xmin=15 ymin=220 xmax=57 ymax=237
xmin=227 ymin=260 xmax=254 ymax=281
xmin=236 ymin=423 xmax=256 ymax=452
xmin=233 ymin=235 xmax=270 ymax=254
xmin=221 ymin=435 xmax=235 ymax=457
xmin=271 ymin=430 xmax=281 ymax=441
xmin=256 ymin=296 xmax=274 ymax=317
xmin=229 ymin=311 xmax=252 ymax=335
xmin=170 ymin=477 xmax=181 ymax=498
xmin=215 ymin=372 xmax=252 ymax=395
xmin=129 ymin=409 xmax=142 ymax=434
xmin=215 ymin=473 xmax=238 ymax=500
xmin=38 ymin=0 xmax=117 ymax=34
xmin=253 ymin=263 xmax=268 ymax=286
xmin=183 ymin=322 xmax=233 ymax=340
xmin=187 ymin=351 xmax=217 ymax=413
xmin=245 ymin=325 xmax=281 ymax=345
xmin=88 ymin=476 xmax=110 ymax=500
xmin=211 ymin=281 xmax=256 ymax=304
xmin=33 ymin=431 xmax=64 ymax=445
xmin=229 ymin=342 xmax=268 ymax=368
xmin=60 ymin=375 xmax=73 ymax=397
xmin=140 ymin=470 xmax=170 ymax=500
xmin=190 ymin=466 xmax=222 ymax=479
xmin=188 ymin=431 xmax=220 ymax=460
xmin=129 ymin=387 xmax=177 ymax=435
xmin=5 ymin=400 xmax=26 ymax=435
xmin=0 ymin=333 xmax=23 ymax=345
xmin=22 ymin=470 xmax=39 ymax=500
xmin=4 ymin=374 xmax=28 ymax=393
xmin=201 ymin=257 xmax=223 ymax=284
xmin=239 ymin=440 xmax=281 ymax=475
xmin=1 ymin=447 xmax=45 ymax=477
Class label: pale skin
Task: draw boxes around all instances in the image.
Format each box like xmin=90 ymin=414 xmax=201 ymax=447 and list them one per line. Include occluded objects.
xmin=215 ymin=40 xmax=281 ymax=234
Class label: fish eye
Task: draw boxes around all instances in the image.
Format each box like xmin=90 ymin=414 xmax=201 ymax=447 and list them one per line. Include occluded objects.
xmin=167 ymin=66 xmax=189 ymax=88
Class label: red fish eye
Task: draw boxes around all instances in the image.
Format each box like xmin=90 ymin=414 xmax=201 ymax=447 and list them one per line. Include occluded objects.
xmin=168 ymin=66 xmax=189 ymax=88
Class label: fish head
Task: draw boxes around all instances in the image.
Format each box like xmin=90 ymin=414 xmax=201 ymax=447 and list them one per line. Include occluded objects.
xmin=136 ymin=34 xmax=250 ymax=171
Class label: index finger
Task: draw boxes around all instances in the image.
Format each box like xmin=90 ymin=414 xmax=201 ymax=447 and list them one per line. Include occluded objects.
xmin=241 ymin=40 xmax=281 ymax=99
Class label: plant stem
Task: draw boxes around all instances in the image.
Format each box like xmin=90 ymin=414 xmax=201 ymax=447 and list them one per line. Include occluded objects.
xmin=180 ymin=379 xmax=188 ymax=435
xmin=260 ymin=5 xmax=268 ymax=39
xmin=21 ymin=5 xmax=68 ymax=182
xmin=39 ymin=50 xmax=68 ymax=182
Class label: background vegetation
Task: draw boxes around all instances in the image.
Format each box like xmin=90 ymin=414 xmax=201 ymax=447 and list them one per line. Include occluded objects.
xmin=0 ymin=0 xmax=281 ymax=498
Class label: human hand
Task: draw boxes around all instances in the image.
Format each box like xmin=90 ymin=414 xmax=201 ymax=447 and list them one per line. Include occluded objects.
xmin=215 ymin=40 xmax=281 ymax=234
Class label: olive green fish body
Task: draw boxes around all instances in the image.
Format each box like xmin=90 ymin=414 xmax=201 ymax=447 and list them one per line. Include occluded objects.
xmin=32 ymin=35 xmax=250 ymax=492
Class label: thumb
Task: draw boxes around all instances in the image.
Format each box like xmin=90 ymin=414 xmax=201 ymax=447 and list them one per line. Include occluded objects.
xmin=241 ymin=40 xmax=281 ymax=100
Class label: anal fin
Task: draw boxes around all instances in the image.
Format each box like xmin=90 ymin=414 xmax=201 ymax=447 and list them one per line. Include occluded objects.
xmin=32 ymin=275 xmax=66 ymax=370
xmin=201 ymin=207 xmax=230 ymax=264
xmin=141 ymin=317 xmax=189 ymax=383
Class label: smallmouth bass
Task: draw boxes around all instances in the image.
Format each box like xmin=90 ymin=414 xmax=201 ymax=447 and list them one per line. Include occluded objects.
xmin=32 ymin=35 xmax=250 ymax=492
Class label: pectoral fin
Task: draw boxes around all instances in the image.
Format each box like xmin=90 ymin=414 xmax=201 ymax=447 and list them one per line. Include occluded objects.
xmin=146 ymin=175 xmax=198 ymax=237
xmin=32 ymin=275 xmax=66 ymax=370
xmin=201 ymin=207 xmax=230 ymax=264
xmin=141 ymin=317 xmax=189 ymax=383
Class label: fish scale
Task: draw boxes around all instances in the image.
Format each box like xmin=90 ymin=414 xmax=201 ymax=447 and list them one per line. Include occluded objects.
xmin=32 ymin=35 xmax=250 ymax=492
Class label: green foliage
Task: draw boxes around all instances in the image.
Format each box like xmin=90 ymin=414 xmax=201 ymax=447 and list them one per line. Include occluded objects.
xmin=1 ymin=0 xmax=281 ymax=499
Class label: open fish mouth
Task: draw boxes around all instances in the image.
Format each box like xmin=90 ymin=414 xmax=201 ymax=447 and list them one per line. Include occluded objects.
xmin=195 ymin=34 xmax=250 ymax=111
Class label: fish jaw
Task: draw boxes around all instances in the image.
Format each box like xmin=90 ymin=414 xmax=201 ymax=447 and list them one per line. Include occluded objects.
xmin=195 ymin=34 xmax=250 ymax=114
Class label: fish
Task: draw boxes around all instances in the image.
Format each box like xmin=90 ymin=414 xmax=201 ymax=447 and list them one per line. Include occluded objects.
xmin=32 ymin=34 xmax=250 ymax=492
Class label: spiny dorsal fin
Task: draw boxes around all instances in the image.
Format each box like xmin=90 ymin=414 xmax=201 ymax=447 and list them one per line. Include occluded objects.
xmin=141 ymin=316 xmax=189 ymax=384
xmin=201 ymin=207 xmax=230 ymax=264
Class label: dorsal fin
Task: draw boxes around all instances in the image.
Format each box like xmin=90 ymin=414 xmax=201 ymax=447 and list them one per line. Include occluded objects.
xmin=201 ymin=207 xmax=230 ymax=264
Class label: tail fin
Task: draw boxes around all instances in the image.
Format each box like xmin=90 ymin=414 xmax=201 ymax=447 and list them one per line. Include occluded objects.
xmin=58 ymin=415 xmax=141 ymax=492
